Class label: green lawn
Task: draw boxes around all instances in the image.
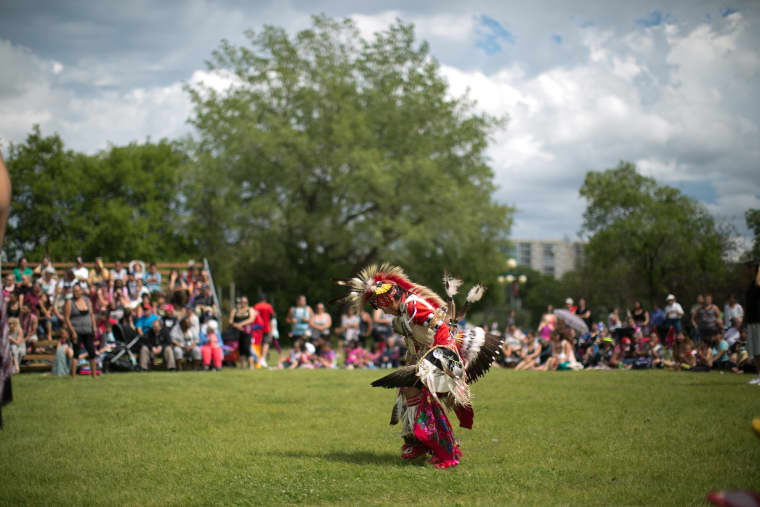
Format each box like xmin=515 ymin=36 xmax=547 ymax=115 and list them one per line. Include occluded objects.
xmin=1 ymin=368 xmax=759 ymax=505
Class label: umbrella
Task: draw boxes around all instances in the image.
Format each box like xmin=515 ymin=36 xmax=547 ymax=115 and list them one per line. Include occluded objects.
xmin=553 ymin=309 xmax=589 ymax=334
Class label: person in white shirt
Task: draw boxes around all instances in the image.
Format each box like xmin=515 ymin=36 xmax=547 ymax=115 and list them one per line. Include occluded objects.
xmin=664 ymin=294 xmax=684 ymax=333
xmin=111 ymin=260 xmax=127 ymax=281
xmin=723 ymin=294 xmax=743 ymax=329
xmin=72 ymin=257 xmax=89 ymax=290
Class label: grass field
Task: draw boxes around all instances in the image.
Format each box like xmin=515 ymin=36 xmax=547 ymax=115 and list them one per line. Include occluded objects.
xmin=2 ymin=368 xmax=759 ymax=505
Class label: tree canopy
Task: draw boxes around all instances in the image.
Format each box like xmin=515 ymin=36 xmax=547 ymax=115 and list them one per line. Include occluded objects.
xmin=746 ymin=208 xmax=760 ymax=261
xmin=5 ymin=126 xmax=194 ymax=262
xmin=184 ymin=15 xmax=513 ymax=309
xmin=578 ymin=161 xmax=731 ymax=308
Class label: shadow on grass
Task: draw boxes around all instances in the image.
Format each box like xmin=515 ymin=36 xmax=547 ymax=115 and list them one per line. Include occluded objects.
xmin=269 ymin=449 xmax=417 ymax=466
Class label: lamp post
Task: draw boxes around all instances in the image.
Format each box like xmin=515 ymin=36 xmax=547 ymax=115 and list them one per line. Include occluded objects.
xmin=497 ymin=258 xmax=527 ymax=310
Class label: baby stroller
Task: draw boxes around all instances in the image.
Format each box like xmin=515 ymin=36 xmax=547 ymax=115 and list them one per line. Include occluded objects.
xmin=102 ymin=323 xmax=140 ymax=372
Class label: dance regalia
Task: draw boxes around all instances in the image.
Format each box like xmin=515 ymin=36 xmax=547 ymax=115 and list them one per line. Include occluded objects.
xmin=334 ymin=264 xmax=503 ymax=468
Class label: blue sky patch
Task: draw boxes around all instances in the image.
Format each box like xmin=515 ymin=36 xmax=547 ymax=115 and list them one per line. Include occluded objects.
xmin=552 ymin=34 xmax=562 ymax=44
xmin=722 ymin=8 xmax=738 ymax=17
xmin=673 ymin=180 xmax=718 ymax=205
xmin=636 ymin=10 xmax=663 ymax=28
xmin=475 ymin=14 xmax=514 ymax=55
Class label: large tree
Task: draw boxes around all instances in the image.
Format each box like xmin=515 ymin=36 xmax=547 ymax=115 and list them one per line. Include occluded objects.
xmin=184 ymin=15 xmax=513 ymax=310
xmin=578 ymin=162 xmax=731 ymax=308
xmin=5 ymin=126 xmax=194 ymax=262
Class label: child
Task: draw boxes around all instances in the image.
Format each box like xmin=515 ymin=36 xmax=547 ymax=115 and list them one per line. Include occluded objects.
xmin=8 ymin=318 xmax=23 ymax=374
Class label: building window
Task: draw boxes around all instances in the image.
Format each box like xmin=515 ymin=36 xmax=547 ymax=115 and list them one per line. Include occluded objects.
xmin=518 ymin=243 xmax=532 ymax=266
xmin=543 ymin=244 xmax=554 ymax=258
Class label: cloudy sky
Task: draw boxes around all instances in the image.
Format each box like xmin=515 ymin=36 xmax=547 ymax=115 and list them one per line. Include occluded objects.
xmin=1 ymin=0 xmax=758 ymax=241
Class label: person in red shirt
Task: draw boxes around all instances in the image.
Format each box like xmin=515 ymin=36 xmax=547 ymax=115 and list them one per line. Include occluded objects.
xmin=253 ymin=294 xmax=275 ymax=367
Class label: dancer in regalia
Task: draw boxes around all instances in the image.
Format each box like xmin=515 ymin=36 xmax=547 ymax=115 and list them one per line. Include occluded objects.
xmin=334 ymin=264 xmax=503 ymax=468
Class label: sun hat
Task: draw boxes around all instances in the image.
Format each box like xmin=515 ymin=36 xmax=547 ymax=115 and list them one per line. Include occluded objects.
xmin=565 ymin=297 xmax=574 ymax=305
xmin=666 ymin=294 xmax=675 ymax=301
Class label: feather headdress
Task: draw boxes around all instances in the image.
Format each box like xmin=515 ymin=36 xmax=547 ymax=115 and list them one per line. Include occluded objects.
xmin=333 ymin=263 xmax=445 ymax=311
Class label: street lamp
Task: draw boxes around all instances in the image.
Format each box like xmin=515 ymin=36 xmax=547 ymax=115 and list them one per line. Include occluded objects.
xmin=497 ymin=258 xmax=527 ymax=310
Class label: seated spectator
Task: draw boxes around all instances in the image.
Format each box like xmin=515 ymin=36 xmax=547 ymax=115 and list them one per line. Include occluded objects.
xmin=200 ymin=319 xmax=223 ymax=371
xmin=37 ymin=292 xmax=53 ymax=341
xmin=608 ymin=308 xmax=622 ymax=332
xmin=135 ymin=303 xmax=160 ymax=335
xmin=515 ymin=331 xmax=542 ymax=371
xmin=8 ymin=317 xmax=23 ymax=374
xmin=649 ymin=330 xmax=671 ymax=369
xmin=139 ymin=319 xmax=176 ymax=371
xmin=502 ymin=324 xmax=524 ymax=366
xmin=15 ymin=274 xmax=33 ymax=308
xmin=40 ymin=266 xmax=57 ymax=298
xmin=537 ymin=330 xmax=562 ymax=371
xmin=168 ymin=269 xmax=188 ymax=294
xmin=586 ymin=336 xmax=615 ymax=369
xmin=72 ymin=257 xmax=89 ymax=290
xmin=144 ymin=263 xmax=162 ymax=293
xmin=344 ymin=339 xmax=365 ymax=369
xmin=710 ymin=331 xmax=742 ymax=374
xmin=13 ymin=257 xmax=33 ymax=283
xmin=193 ymin=285 xmax=217 ymax=323
xmin=673 ymin=332 xmax=696 ymax=369
xmin=315 ymin=338 xmax=337 ymax=368
xmin=694 ymin=339 xmax=714 ymax=372
xmin=111 ymin=260 xmax=127 ymax=281
xmin=609 ymin=337 xmax=634 ymax=370
xmin=2 ymin=273 xmax=15 ymax=299
xmin=88 ymin=257 xmax=111 ymax=287
xmin=32 ymin=255 xmax=52 ymax=277
xmin=129 ymin=260 xmax=146 ymax=280
xmin=57 ymin=269 xmax=75 ymax=295
xmin=278 ymin=338 xmax=304 ymax=369
xmin=632 ymin=333 xmax=652 ymax=369
xmin=377 ymin=335 xmax=402 ymax=368
xmin=174 ymin=317 xmax=201 ymax=371
xmin=723 ymin=294 xmax=743 ymax=330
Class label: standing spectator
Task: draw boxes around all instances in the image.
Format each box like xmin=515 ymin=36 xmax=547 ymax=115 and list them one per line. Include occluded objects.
xmin=651 ymin=303 xmax=666 ymax=338
xmin=723 ymin=294 xmax=744 ymax=330
xmin=111 ymin=260 xmax=128 ymax=281
xmin=565 ymin=298 xmax=577 ymax=314
xmin=229 ymin=297 xmax=257 ymax=370
xmin=72 ymin=257 xmax=89 ymax=290
xmin=692 ymin=293 xmax=721 ymax=346
xmin=744 ymin=260 xmax=760 ymax=385
xmin=32 ymin=256 xmax=52 ymax=277
xmin=309 ymin=303 xmax=332 ymax=342
xmin=287 ymin=295 xmax=313 ymax=342
xmin=88 ymin=257 xmax=110 ymax=287
xmin=359 ymin=309 xmax=373 ymax=346
xmin=541 ymin=305 xmax=557 ymax=330
xmin=65 ymin=284 xmax=98 ymax=379
xmin=253 ymin=293 xmax=275 ymax=367
xmin=664 ymin=294 xmax=685 ymax=334
xmin=13 ymin=257 xmax=33 ymax=283
xmin=19 ymin=302 xmax=38 ymax=353
xmin=576 ymin=298 xmax=592 ymax=331
xmin=371 ymin=307 xmax=393 ymax=347
xmin=144 ymin=263 xmax=162 ymax=294
xmin=631 ymin=300 xmax=650 ymax=336
xmin=36 ymin=292 xmax=53 ymax=341
xmin=8 ymin=318 xmax=23 ymax=374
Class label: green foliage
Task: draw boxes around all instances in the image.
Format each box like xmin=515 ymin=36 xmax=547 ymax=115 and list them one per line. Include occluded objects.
xmin=183 ymin=15 xmax=513 ymax=311
xmin=578 ymin=161 xmax=731 ymax=309
xmin=747 ymin=208 xmax=760 ymax=260
xmin=5 ymin=126 xmax=196 ymax=262
xmin=2 ymin=370 xmax=758 ymax=504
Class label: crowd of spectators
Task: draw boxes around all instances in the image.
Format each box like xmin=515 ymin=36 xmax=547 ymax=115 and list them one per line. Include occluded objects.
xmin=8 ymin=257 xmax=759 ymax=384
xmin=497 ymin=263 xmax=760 ymax=385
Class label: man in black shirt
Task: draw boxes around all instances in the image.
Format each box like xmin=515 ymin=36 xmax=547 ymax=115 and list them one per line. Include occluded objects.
xmin=745 ymin=260 xmax=760 ymax=385
xmin=138 ymin=319 xmax=176 ymax=371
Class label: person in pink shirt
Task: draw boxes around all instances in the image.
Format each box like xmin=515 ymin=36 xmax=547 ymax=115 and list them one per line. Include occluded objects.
xmin=201 ymin=320 xmax=223 ymax=371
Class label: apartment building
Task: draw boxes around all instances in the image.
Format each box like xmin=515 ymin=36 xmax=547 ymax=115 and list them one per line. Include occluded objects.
xmin=510 ymin=239 xmax=584 ymax=279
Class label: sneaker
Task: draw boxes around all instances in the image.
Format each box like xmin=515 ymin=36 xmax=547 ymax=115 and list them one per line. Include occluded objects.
xmin=748 ymin=376 xmax=760 ymax=385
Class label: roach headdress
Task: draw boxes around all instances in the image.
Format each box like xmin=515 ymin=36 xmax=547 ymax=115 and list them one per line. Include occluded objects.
xmin=333 ymin=263 xmax=445 ymax=311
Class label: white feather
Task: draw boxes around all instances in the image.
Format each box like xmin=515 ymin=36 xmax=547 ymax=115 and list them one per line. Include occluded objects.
xmin=443 ymin=273 xmax=463 ymax=298
xmin=466 ymin=284 xmax=485 ymax=303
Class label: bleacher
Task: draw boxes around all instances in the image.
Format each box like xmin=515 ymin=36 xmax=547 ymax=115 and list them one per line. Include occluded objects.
xmin=3 ymin=261 xmax=197 ymax=372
